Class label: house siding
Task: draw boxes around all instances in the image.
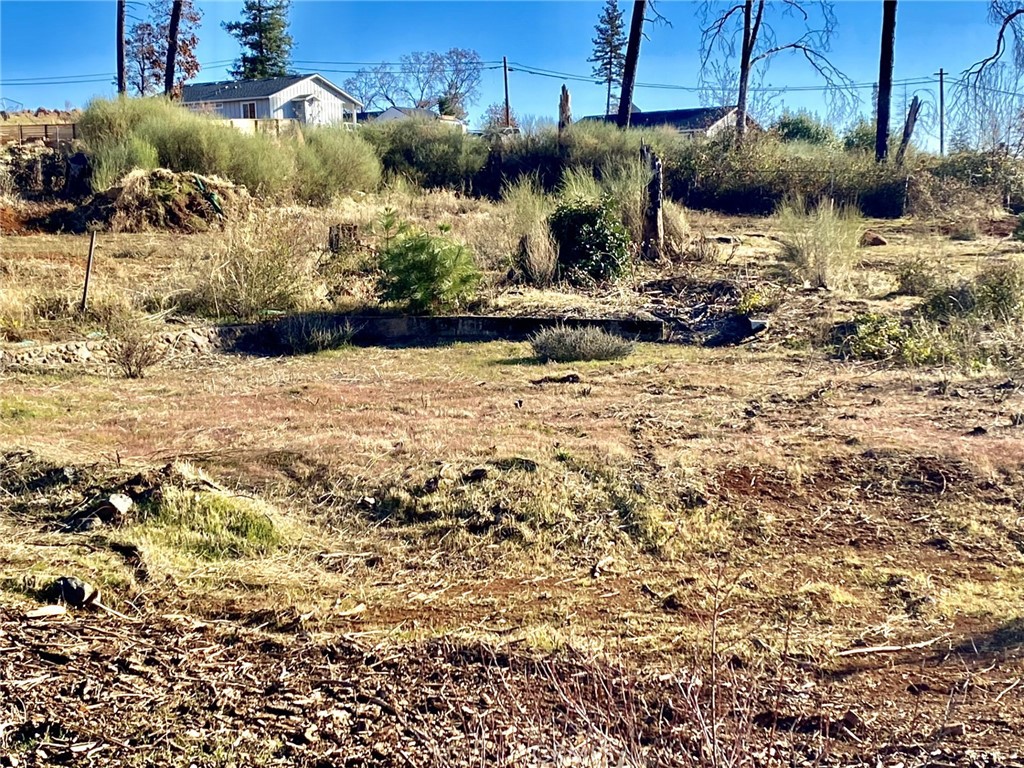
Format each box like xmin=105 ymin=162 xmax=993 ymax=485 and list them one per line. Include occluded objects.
xmin=268 ymin=77 xmax=356 ymax=125
xmin=187 ymin=99 xmax=272 ymax=120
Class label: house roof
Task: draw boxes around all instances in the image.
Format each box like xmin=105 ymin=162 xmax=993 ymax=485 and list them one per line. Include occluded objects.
xmin=181 ymin=74 xmax=362 ymax=107
xmin=580 ymin=106 xmax=741 ymax=131
xmin=357 ymin=106 xmax=464 ymax=123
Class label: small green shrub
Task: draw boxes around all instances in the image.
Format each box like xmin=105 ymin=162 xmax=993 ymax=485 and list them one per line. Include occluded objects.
xmin=894 ymin=258 xmax=939 ymax=297
xmin=773 ymin=111 xmax=836 ymax=145
xmin=531 ymin=325 xmax=634 ymax=363
xmin=548 ymin=197 xmax=630 ymax=284
xmin=778 ymin=197 xmax=862 ymax=290
xmin=377 ymin=215 xmax=480 ymax=313
xmin=837 ymin=313 xmax=950 ymax=366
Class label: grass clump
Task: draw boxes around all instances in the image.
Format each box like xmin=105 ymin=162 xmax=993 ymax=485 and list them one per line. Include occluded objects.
xmin=778 ymin=197 xmax=862 ymax=290
xmin=144 ymin=486 xmax=281 ymax=560
xmin=548 ymin=197 xmax=630 ymax=284
xmin=376 ymin=210 xmax=480 ymax=314
xmin=271 ymin=314 xmax=355 ymax=355
xmin=502 ymin=175 xmax=557 ymax=286
xmin=107 ymin=321 xmax=164 ymax=379
xmin=531 ymin=325 xmax=634 ymax=363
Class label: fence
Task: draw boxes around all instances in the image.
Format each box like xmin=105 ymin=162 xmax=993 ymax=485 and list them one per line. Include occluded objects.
xmin=0 ymin=123 xmax=78 ymax=147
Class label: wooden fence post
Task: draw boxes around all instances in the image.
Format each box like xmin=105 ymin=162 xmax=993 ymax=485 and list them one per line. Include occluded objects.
xmin=80 ymin=231 xmax=97 ymax=313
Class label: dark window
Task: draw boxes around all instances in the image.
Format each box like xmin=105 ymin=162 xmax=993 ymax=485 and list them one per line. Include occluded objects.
xmin=242 ymin=102 xmax=257 ymax=119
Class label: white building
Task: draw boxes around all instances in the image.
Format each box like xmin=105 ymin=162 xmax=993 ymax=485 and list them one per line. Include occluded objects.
xmin=181 ymin=74 xmax=363 ymax=126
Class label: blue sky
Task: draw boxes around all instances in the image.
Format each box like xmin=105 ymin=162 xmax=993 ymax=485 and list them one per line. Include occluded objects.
xmin=0 ymin=0 xmax=1008 ymax=137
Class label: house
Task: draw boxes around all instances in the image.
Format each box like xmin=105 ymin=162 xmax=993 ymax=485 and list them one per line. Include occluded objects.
xmin=181 ymin=74 xmax=363 ymax=126
xmin=580 ymin=106 xmax=759 ymax=137
xmin=357 ymin=106 xmax=467 ymax=133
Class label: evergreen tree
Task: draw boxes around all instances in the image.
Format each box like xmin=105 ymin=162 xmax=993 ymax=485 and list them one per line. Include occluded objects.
xmin=223 ymin=0 xmax=293 ymax=80
xmin=588 ymin=0 xmax=627 ymax=115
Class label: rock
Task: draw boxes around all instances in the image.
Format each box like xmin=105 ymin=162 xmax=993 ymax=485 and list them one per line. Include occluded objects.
xmin=937 ymin=722 xmax=966 ymax=738
xmin=860 ymin=230 xmax=887 ymax=247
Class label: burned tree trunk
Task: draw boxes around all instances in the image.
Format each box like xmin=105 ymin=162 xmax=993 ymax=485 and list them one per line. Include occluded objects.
xmin=640 ymin=143 xmax=664 ymax=260
xmin=116 ymin=0 xmax=126 ymax=95
xmin=895 ymin=94 xmax=921 ymax=166
xmin=617 ymin=0 xmax=646 ymax=128
xmin=875 ymin=0 xmax=898 ymax=161
xmin=164 ymin=0 xmax=184 ymax=96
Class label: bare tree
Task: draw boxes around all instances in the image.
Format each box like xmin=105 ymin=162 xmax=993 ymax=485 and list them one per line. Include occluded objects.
xmin=117 ymin=0 xmax=127 ymax=95
xmin=125 ymin=0 xmax=201 ymax=96
xmin=345 ymin=49 xmax=483 ymax=118
xmin=952 ymin=62 xmax=1024 ymax=156
xmin=966 ymin=2 xmax=1024 ymax=82
xmin=700 ymin=0 xmax=856 ymax=141
xmin=875 ymin=0 xmax=897 ymax=161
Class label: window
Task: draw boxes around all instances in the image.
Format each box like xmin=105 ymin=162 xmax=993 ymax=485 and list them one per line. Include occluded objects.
xmin=242 ymin=102 xmax=257 ymax=119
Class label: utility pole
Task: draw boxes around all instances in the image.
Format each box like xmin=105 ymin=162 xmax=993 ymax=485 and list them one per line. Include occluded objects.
xmin=116 ymin=0 xmax=126 ymax=95
xmin=936 ymin=67 xmax=946 ymax=155
xmin=503 ymin=56 xmax=511 ymax=128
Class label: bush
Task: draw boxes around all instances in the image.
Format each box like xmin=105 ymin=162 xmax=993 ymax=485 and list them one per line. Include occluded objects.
xmin=836 ymin=313 xmax=950 ymax=366
xmin=80 ymin=97 xmax=294 ymax=198
xmin=548 ymin=197 xmax=630 ymax=284
xmin=294 ymin=127 xmax=381 ymax=204
xmin=773 ymin=111 xmax=835 ymax=145
xmin=361 ymin=119 xmax=487 ymax=190
xmin=923 ymin=259 xmax=1024 ymax=321
xmin=531 ymin=325 xmax=634 ymax=363
xmin=377 ymin=213 xmax=480 ymax=313
xmin=181 ymin=211 xmax=323 ymax=320
xmin=778 ymin=197 xmax=862 ymax=290
xmin=107 ymin=322 xmax=164 ymax=378
xmin=894 ymin=258 xmax=939 ymax=297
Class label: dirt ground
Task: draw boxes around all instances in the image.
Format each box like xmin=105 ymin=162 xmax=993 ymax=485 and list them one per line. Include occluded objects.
xmin=2 ymin=211 xmax=1024 ymax=766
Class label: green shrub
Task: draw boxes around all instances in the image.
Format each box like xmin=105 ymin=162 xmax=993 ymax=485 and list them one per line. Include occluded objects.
xmin=361 ymin=119 xmax=487 ymax=190
xmin=837 ymin=313 xmax=950 ymax=366
xmin=773 ymin=111 xmax=836 ymax=145
xmin=778 ymin=197 xmax=862 ymax=290
xmin=531 ymin=325 xmax=634 ymax=363
xmin=924 ymin=259 xmax=1024 ymax=321
xmin=377 ymin=214 xmax=480 ymax=313
xmin=79 ymin=97 xmax=295 ymax=197
xmin=894 ymin=258 xmax=939 ymax=297
xmin=295 ymin=127 xmax=381 ymax=204
xmin=548 ymin=197 xmax=630 ymax=284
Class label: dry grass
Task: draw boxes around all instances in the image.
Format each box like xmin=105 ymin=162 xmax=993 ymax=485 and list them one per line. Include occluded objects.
xmin=777 ymin=196 xmax=863 ymax=290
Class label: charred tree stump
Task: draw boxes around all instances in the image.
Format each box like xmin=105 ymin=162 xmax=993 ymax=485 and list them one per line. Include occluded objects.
xmin=895 ymin=95 xmax=921 ymax=167
xmin=640 ymin=143 xmax=664 ymax=260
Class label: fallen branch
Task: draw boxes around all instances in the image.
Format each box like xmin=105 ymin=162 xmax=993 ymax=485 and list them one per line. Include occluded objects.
xmin=836 ymin=634 xmax=949 ymax=658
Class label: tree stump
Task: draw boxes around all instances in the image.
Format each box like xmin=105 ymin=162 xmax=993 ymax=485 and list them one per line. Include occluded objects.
xmin=640 ymin=143 xmax=664 ymax=260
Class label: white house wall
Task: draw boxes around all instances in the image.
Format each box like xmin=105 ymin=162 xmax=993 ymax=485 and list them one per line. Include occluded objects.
xmin=187 ymin=100 xmax=273 ymax=119
xmin=268 ymin=77 xmax=356 ymax=125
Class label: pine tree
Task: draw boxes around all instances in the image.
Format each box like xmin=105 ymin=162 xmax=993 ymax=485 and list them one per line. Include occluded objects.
xmin=588 ymin=0 xmax=627 ymax=115
xmin=223 ymin=0 xmax=293 ymax=80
